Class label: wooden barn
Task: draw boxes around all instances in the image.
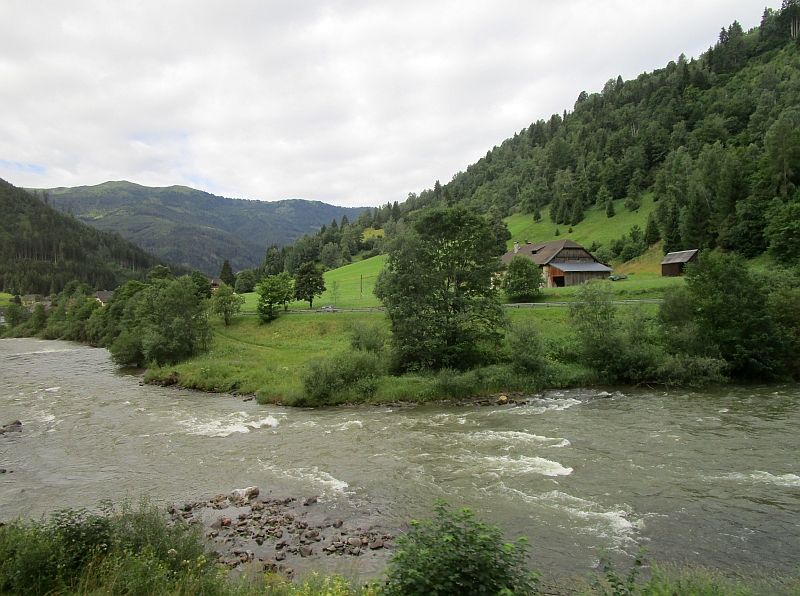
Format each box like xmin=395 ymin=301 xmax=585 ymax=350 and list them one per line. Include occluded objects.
xmin=660 ymin=250 xmax=699 ymax=276
xmin=501 ymin=239 xmax=611 ymax=288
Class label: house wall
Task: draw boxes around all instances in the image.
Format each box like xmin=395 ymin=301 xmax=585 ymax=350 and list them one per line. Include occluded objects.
xmin=662 ymin=263 xmax=684 ymax=277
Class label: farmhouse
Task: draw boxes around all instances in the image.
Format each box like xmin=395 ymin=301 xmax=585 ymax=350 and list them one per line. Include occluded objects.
xmin=501 ymin=239 xmax=611 ymax=288
xmin=660 ymin=250 xmax=699 ymax=276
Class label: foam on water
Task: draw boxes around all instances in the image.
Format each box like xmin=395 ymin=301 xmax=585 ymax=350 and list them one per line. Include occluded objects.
xmin=176 ymin=411 xmax=280 ymax=437
xmin=338 ymin=420 xmax=363 ymax=431
xmin=714 ymin=471 xmax=800 ymax=487
xmin=466 ymin=430 xmax=570 ymax=448
xmin=458 ymin=454 xmax=573 ymax=477
xmin=260 ymin=462 xmax=350 ymax=496
xmin=501 ymin=486 xmax=641 ymax=547
xmin=44 ymin=387 xmax=60 ymax=393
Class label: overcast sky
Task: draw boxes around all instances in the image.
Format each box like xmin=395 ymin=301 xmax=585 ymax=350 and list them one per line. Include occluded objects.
xmin=0 ymin=1 xmax=771 ymax=207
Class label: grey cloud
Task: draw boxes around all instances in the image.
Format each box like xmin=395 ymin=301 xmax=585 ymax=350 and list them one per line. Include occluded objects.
xmin=0 ymin=0 xmax=770 ymax=206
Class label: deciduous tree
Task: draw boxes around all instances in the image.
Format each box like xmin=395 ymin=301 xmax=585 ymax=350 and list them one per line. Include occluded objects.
xmin=293 ymin=262 xmax=326 ymax=309
xmin=374 ymin=206 xmax=505 ymax=370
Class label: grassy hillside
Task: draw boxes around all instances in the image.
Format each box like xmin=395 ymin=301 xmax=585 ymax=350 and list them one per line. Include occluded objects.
xmin=241 ymin=255 xmax=386 ymax=311
xmin=43 ymin=181 xmax=368 ymax=276
xmin=505 ymin=192 xmax=655 ymax=250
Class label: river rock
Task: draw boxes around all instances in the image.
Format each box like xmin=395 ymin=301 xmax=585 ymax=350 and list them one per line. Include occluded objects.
xmin=0 ymin=420 xmax=22 ymax=436
xmin=497 ymin=395 xmax=508 ymax=405
xmin=230 ymin=486 xmax=259 ymax=501
xmin=303 ymin=496 xmax=318 ymax=506
xmin=369 ymin=538 xmax=384 ymax=550
xmin=299 ymin=545 xmax=313 ymax=557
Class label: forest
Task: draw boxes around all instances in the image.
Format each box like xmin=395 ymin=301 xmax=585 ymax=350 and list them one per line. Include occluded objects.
xmin=304 ymin=4 xmax=800 ymax=271
xmin=0 ymin=179 xmax=176 ymax=296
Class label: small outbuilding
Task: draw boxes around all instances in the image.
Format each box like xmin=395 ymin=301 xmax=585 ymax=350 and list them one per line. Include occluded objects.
xmin=660 ymin=250 xmax=699 ymax=277
xmin=93 ymin=290 xmax=114 ymax=306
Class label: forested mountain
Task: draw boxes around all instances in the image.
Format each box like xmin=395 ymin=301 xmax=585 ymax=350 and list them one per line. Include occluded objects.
xmin=42 ymin=181 xmax=367 ymax=275
xmin=366 ymin=5 xmax=800 ymax=266
xmin=0 ymin=178 xmax=171 ymax=295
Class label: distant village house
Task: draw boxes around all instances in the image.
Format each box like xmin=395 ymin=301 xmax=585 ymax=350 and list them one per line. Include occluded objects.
xmin=209 ymin=278 xmax=223 ymax=292
xmin=501 ymin=239 xmax=611 ymax=288
xmin=660 ymin=250 xmax=699 ymax=277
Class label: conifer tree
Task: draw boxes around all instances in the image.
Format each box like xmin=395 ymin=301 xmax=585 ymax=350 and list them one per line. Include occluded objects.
xmin=220 ymin=259 xmax=236 ymax=286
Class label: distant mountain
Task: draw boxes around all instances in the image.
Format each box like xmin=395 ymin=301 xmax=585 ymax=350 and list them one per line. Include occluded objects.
xmin=0 ymin=178 xmax=169 ymax=296
xmin=41 ymin=181 xmax=368 ymax=276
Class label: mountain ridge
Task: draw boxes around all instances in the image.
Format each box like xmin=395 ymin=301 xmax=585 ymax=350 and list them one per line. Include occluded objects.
xmin=39 ymin=181 xmax=369 ymax=276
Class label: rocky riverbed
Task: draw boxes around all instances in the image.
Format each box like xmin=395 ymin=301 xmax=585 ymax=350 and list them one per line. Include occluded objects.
xmin=169 ymin=486 xmax=397 ymax=579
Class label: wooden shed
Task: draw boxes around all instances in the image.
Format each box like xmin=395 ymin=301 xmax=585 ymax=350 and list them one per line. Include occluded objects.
xmin=502 ymin=239 xmax=611 ymax=288
xmin=660 ymin=249 xmax=699 ymax=276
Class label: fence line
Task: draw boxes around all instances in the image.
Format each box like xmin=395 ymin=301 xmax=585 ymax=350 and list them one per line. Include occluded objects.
xmin=240 ymin=298 xmax=663 ymax=315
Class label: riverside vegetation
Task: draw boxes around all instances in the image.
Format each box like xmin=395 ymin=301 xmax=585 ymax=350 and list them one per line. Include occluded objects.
xmin=2 ymin=498 xmax=799 ymax=596
xmin=3 ymin=206 xmax=799 ymax=406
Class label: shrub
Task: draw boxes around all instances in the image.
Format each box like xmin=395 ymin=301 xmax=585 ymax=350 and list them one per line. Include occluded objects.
xmin=384 ymin=500 xmax=538 ymax=596
xmin=301 ymin=351 xmax=386 ymax=405
xmin=350 ymin=321 xmax=388 ymax=354
xmin=0 ymin=499 xmax=207 ymax=596
xmin=506 ymin=320 xmax=548 ymax=375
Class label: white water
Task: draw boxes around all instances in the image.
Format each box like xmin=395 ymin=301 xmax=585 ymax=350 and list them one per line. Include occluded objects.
xmin=2 ymin=338 xmax=800 ymax=577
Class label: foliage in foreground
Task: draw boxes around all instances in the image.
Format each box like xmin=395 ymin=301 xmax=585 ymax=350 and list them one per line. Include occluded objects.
xmin=383 ymin=500 xmax=538 ymax=596
xmin=0 ymin=501 xmax=378 ymax=596
xmin=590 ymin=552 xmax=800 ymax=596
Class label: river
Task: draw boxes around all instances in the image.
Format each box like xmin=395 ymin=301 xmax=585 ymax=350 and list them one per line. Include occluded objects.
xmin=1 ymin=338 xmax=799 ymax=578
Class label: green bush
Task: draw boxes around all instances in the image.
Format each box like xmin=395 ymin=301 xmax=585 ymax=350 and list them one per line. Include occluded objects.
xmin=384 ymin=500 xmax=538 ymax=596
xmin=301 ymin=351 xmax=386 ymax=405
xmin=0 ymin=499 xmax=207 ymax=596
xmin=505 ymin=320 xmax=548 ymax=375
xmin=350 ymin=321 xmax=388 ymax=354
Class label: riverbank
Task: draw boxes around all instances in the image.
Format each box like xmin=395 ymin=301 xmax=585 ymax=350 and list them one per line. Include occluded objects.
xmin=142 ymin=308 xmax=620 ymax=405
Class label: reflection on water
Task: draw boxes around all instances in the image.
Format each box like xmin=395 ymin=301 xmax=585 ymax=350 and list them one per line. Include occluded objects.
xmin=1 ymin=338 xmax=799 ymax=577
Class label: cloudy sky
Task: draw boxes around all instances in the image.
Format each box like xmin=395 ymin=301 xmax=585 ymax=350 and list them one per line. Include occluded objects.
xmin=0 ymin=1 xmax=770 ymax=207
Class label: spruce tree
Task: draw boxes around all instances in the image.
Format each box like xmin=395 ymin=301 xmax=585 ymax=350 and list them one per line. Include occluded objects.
xmin=606 ymin=200 xmax=616 ymax=218
xmin=220 ymin=259 xmax=236 ymax=286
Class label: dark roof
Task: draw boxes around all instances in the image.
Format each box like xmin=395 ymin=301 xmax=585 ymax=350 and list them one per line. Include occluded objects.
xmin=209 ymin=278 xmax=223 ymax=286
xmin=660 ymin=250 xmax=698 ymax=265
xmin=502 ymin=239 xmax=588 ymax=266
xmin=93 ymin=290 xmax=114 ymax=303
xmin=549 ymin=262 xmax=612 ymax=273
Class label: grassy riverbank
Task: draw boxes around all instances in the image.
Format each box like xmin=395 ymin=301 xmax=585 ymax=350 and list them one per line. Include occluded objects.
xmin=145 ymin=303 xmax=678 ymax=405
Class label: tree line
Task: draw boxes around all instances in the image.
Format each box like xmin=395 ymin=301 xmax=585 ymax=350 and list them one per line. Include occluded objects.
xmin=277 ymin=205 xmax=800 ymax=408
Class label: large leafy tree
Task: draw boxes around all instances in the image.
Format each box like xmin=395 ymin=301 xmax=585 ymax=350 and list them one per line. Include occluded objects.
xmin=293 ymin=262 xmax=326 ymax=308
xmin=210 ymin=283 xmax=245 ymax=325
xmin=374 ymin=206 xmax=506 ymax=370
xmin=685 ymin=250 xmax=785 ymax=379
xmin=257 ymin=272 xmax=294 ymax=321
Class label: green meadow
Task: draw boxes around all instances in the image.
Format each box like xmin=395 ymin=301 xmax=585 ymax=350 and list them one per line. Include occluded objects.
xmin=241 ymin=255 xmax=386 ymax=311
xmin=504 ymin=192 xmax=656 ymax=250
xmin=147 ymin=302 xmax=666 ymax=404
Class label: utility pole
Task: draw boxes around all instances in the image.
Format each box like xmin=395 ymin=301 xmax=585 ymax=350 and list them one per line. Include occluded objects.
xmin=360 ymin=275 xmax=363 ymax=299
